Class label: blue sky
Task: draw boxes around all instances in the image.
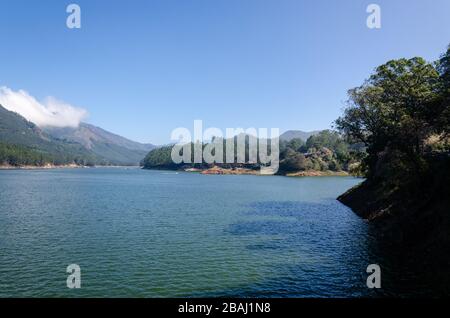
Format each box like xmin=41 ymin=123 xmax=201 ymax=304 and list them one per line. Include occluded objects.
xmin=1 ymin=0 xmax=449 ymax=144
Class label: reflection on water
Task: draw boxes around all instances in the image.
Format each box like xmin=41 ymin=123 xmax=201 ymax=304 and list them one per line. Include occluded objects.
xmin=0 ymin=168 xmax=447 ymax=297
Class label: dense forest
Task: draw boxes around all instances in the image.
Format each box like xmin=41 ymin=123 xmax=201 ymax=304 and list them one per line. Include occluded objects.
xmin=0 ymin=142 xmax=98 ymax=166
xmin=278 ymin=130 xmax=364 ymax=174
xmin=0 ymin=105 xmax=104 ymax=166
xmin=1 ymin=104 xmax=156 ymax=167
xmin=337 ymin=45 xmax=450 ymax=252
xmin=142 ymin=130 xmax=364 ymax=175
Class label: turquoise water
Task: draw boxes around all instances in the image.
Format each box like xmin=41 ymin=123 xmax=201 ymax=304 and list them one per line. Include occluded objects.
xmin=0 ymin=168 xmax=430 ymax=297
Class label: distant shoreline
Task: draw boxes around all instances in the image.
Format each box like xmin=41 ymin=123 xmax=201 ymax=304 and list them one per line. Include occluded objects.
xmin=0 ymin=164 xmax=350 ymax=177
xmin=0 ymin=163 xmax=82 ymax=170
xmin=0 ymin=164 xmax=140 ymax=170
xmin=147 ymin=166 xmax=350 ymax=177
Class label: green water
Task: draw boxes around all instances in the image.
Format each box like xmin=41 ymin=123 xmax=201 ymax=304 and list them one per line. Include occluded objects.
xmin=0 ymin=168 xmax=444 ymax=297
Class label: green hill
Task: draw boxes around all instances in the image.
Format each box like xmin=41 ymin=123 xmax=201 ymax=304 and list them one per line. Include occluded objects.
xmin=1 ymin=104 xmax=156 ymax=167
xmin=142 ymin=131 xmax=361 ymax=174
xmin=0 ymin=105 xmax=103 ymax=166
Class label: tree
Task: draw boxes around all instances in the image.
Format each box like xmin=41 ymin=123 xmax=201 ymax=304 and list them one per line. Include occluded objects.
xmin=280 ymin=151 xmax=309 ymax=172
xmin=335 ymin=57 xmax=443 ymax=180
xmin=436 ymin=45 xmax=450 ymax=138
xmin=286 ymin=138 xmax=305 ymax=152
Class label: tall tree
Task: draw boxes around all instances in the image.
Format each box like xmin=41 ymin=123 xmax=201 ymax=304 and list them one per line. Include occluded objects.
xmin=437 ymin=45 xmax=450 ymax=137
xmin=335 ymin=57 xmax=443 ymax=179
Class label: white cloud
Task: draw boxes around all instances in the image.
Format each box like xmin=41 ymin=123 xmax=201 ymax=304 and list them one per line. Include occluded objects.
xmin=0 ymin=86 xmax=87 ymax=128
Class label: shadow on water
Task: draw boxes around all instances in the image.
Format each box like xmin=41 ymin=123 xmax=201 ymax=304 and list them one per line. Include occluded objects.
xmin=364 ymin=225 xmax=450 ymax=298
xmin=213 ymin=201 xmax=450 ymax=298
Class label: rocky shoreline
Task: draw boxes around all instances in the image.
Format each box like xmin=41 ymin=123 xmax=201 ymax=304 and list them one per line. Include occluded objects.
xmin=338 ymin=178 xmax=450 ymax=257
xmin=0 ymin=164 xmax=142 ymax=170
xmin=183 ymin=166 xmax=349 ymax=177
xmin=0 ymin=163 xmax=84 ymax=170
xmin=286 ymin=170 xmax=349 ymax=177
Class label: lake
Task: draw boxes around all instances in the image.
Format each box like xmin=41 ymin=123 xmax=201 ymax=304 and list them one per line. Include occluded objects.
xmin=0 ymin=168 xmax=444 ymax=297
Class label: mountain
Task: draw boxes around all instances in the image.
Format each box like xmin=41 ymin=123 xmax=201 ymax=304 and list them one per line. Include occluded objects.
xmin=44 ymin=123 xmax=155 ymax=165
xmin=0 ymin=104 xmax=156 ymax=166
xmin=0 ymin=104 xmax=102 ymax=165
xmin=280 ymin=130 xmax=320 ymax=142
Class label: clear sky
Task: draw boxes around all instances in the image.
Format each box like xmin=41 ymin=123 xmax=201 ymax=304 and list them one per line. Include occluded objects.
xmin=1 ymin=0 xmax=449 ymax=144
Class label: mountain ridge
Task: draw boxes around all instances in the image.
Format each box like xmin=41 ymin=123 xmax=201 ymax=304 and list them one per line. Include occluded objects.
xmin=280 ymin=130 xmax=321 ymax=142
xmin=0 ymin=104 xmax=155 ymax=166
xmin=0 ymin=104 xmax=102 ymax=165
xmin=44 ymin=123 xmax=156 ymax=165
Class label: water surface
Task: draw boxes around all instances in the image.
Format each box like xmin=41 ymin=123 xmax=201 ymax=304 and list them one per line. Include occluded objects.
xmin=0 ymin=168 xmax=429 ymax=297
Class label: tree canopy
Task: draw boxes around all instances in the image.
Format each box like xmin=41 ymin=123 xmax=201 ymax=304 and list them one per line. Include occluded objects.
xmin=335 ymin=46 xmax=450 ymax=183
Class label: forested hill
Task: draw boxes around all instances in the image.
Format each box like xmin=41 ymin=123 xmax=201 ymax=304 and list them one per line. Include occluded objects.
xmin=0 ymin=104 xmax=103 ymax=166
xmin=142 ymin=130 xmax=364 ymax=175
xmin=336 ymin=45 xmax=450 ymax=254
xmin=0 ymin=105 xmax=154 ymax=167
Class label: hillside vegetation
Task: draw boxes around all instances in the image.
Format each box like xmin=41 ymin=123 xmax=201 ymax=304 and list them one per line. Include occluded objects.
xmin=0 ymin=105 xmax=103 ymax=166
xmin=336 ymin=45 xmax=450 ymax=251
xmin=142 ymin=130 xmax=364 ymax=175
xmin=1 ymin=104 xmax=155 ymax=167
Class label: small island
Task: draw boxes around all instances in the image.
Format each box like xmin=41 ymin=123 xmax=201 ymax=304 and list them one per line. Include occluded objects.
xmin=141 ymin=129 xmax=364 ymax=177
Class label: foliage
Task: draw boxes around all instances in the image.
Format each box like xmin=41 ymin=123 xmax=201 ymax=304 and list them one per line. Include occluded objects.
xmin=335 ymin=46 xmax=450 ymax=185
xmin=0 ymin=142 xmax=98 ymax=166
xmin=141 ymin=145 xmax=178 ymax=169
xmin=278 ymin=130 xmax=363 ymax=173
xmin=0 ymin=105 xmax=104 ymax=166
xmin=143 ymin=131 xmax=359 ymax=174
